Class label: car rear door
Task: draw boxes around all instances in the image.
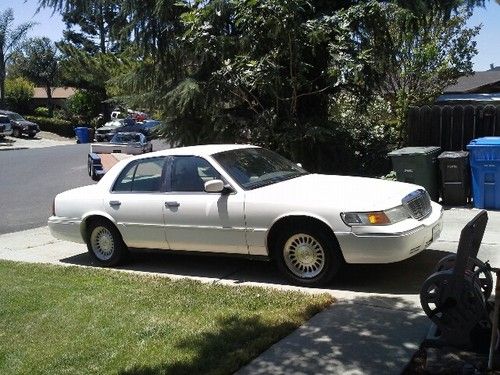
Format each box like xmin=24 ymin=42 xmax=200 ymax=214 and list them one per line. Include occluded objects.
xmin=104 ymin=156 xmax=171 ymax=249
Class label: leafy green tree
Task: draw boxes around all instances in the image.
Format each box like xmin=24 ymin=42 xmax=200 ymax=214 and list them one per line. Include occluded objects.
xmin=0 ymin=8 xmax=34 ymax=107
xmin=39 ymin=0 xmax=484 ymax=174
xmin=10 ymin=37 xmax=60 ymax=116
xmin=363 ymin=3 xmax=480 ymax=140
xmin=4 ymin=76 xmax=34 ymax=113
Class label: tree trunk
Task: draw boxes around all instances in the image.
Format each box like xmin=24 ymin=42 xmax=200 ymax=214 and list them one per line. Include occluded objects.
xmin=0 ymin=56 xmax=6 ymax=108
xmin=46 ymin=85 xmax=53 ymax=117
xmin=99 ymin=4 xmax=106 ymax=54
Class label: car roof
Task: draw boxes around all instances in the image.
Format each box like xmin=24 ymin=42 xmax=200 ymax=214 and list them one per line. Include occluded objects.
xmin=135 ymin=144 xmax=258 ymax=160
xmin=0 ymin=110 xmax=16 ymax=115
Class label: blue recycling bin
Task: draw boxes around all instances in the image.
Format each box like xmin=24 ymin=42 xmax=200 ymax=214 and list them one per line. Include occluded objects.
xmin=74 ymin=127 xmax=90 ymax=144
xmin=467 ymin=137 xmax=500 ymax=209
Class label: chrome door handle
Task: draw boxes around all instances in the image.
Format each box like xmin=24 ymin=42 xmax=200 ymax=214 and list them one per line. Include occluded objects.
xmin=109 ymin=200 xmax=121 ymax=207
xmin=165 ymin=201 xmax=180 ymax=208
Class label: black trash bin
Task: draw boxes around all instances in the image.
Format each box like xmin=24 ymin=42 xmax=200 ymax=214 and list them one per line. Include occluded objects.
xmin=437 ymin=151 xmax=470 ymax=206
xmin=388 ymin=146 xmax=441 ymax=201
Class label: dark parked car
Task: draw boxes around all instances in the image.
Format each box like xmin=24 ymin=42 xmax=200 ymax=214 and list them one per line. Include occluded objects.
xmin=0 ymin=115 xmax=12 ymax=139
xmin=0 ymin=110 xmax=40 ymax=138
xmin=95 ymin=118 xmax=150 ymax=142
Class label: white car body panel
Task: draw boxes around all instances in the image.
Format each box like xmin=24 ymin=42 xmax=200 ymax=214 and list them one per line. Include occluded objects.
xmin=90 ymin=143 xmax=145 ymax=155
xmin=48 ymin=144 xmax=443 ymax=265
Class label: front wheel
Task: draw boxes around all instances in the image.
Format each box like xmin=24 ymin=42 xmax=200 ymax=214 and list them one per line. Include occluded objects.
xmin=86 ymin=219 xmax=128 ymax=266
xmin=12 ymin=128 xmax=21 ymax=138
xmin=273 ymin=225 xmax=342 ymax=287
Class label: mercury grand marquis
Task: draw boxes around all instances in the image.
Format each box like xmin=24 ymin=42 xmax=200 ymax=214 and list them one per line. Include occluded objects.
xmin=48 ymin=144 xmax=443 ymax=286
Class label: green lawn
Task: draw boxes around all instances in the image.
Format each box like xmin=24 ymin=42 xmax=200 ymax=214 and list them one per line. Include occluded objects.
xmin=0 ymin=261 xmax=333 ymax=375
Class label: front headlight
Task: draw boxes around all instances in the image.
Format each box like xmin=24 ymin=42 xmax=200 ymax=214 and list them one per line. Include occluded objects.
xmin=341 ymin=205 xmax=410 ymax=226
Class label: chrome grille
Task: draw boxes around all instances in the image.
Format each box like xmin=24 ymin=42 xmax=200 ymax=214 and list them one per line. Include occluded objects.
xmin=403 ymin=190 xmax=432 ymax=220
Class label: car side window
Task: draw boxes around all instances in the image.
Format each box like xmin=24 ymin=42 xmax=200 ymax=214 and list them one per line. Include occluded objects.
xmin=171 ymin=156 xmax=221 ymax=192
xmin=113 ymin=157 xmax=165 ymax=192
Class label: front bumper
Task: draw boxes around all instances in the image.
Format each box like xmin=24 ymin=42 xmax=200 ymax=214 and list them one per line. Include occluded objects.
xmin=48 ymin=216 xmax=85 ymax=244
xmin=336 ymin=202 xmax=443 ymax=264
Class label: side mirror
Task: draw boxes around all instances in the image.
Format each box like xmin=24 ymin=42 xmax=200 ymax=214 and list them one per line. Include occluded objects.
xmin=205 ymin=179 xmax=234 ymax=194
xmin=204 ymin=179 xmax=225 ymax=193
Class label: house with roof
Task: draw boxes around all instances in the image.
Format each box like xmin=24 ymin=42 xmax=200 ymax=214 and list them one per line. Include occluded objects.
xmin=30 ymin=87 xmax=76 ymax=111
xmin=437 ymin=68 xmax=500 ymax=104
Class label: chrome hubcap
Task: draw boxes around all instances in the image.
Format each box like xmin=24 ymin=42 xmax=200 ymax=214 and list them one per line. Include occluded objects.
xmin=284 ymin=233 xmax=325 ymax=279
xmin=90 ymin=226 xmax=115 ymax=261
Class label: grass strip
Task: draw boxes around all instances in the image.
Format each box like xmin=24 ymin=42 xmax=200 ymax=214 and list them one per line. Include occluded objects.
xmin=0 ymin=260 xmax=333 ymax=375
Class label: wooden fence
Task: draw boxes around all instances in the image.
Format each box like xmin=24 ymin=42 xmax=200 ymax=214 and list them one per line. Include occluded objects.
xmin=407 ymin=105 xmax=500 ymax=150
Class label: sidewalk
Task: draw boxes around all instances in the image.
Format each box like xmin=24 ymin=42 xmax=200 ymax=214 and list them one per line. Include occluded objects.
xmin=1 ymin=208 xmax=499 ymax=374
xmin=0 ymin=132 xmax=73 ymax=151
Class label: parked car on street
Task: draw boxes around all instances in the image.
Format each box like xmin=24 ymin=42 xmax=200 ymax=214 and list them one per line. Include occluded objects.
xmin=87 ymin=132 xmax=152 ymax=181
xmin=0 ymin=110 xmax=40 ymax=138
xmin=48 ymin=144 xmax=443 ymax=286
xmin=0 ymin=115 xmax=12 ymax=139
xmin=95 ymin=119 xmax=149 ymax=142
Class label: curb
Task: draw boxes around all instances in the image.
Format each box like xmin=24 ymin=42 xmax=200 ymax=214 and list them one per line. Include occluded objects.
xmin=0 ymin=146 xmax=28 ymax=151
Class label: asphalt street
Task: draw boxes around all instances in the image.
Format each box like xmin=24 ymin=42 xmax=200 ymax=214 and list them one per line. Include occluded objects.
xmin=0 ymin=139 xmax=171 ymax=235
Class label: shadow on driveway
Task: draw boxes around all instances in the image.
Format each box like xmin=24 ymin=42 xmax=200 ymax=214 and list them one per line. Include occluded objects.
xmin=60 ymin=245 xmax=452 ymax=295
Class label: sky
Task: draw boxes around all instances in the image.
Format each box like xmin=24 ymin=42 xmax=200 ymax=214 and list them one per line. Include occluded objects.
xmin=0 ymin=0 xmax=499 ymax=72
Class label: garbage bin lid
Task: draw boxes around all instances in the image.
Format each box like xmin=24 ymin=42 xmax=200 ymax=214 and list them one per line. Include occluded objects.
xmin=388 ymin=146 xmax=441 ymax=156
xmin=467 ymin=137 xmax=500 ymax=147
xmin=437 ymin=151 xmax=469 ymax=159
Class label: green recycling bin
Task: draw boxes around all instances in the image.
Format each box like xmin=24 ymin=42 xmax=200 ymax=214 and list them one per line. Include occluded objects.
xmin=388 ymin=146 xmax=441 ymax=201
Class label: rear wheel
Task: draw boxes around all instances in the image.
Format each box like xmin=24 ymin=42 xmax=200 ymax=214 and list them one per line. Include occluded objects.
xmin=86 ymin=219 xmax=128 ymax=266
xmin=28 ymin=133 xmax=36 ymax=138
xmin=273 ymin=224 xmax=342 ymax=286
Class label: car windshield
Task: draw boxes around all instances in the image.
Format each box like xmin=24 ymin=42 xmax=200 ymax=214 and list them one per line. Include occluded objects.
xmin=212 ymin=147 xmax=308 ymax=190
xmin=8 ymin=113 xmax=24 ymax=121
xmin=112 ymin=133 xmax=141 ymax=143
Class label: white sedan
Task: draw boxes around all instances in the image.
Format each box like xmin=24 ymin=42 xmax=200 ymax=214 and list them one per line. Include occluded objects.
xmin=48 ymin=144 xmax=443 ymax=286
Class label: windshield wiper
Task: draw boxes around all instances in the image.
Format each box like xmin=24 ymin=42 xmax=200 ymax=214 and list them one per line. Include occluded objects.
xmin=247 ymin=172 xmax=307 ymax=190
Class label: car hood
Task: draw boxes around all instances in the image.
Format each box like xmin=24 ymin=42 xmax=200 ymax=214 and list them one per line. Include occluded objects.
xmin=246 ymin=174 xmax=423 ymax=212
xmin=15 ymin=120 xmax=37 ymax=126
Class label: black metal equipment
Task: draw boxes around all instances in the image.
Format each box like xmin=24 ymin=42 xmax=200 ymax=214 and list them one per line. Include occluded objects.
xmin=420 ymin=210 xmax=492 ymax=349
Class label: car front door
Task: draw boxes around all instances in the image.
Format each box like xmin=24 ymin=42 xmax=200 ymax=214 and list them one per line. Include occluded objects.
xmin=163 ymin=155 xmax=247 ymax=254
xmin=104 ymin=156 xmax=171 ymax=249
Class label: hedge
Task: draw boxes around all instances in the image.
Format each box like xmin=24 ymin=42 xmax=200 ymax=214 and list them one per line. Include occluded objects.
xmin=25 ymin=116 xmax=75 ymax=138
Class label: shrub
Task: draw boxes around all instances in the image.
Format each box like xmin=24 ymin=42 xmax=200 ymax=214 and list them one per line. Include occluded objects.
xmin=5 ymin=77 xmax=34 ymax=114
xmin=65 ymin=90 xmax=101 ymax=122
xmin=33 ymin=106 xmax=50 ymax=117
xmin=25 ymin=115 xmax=75 ymax=138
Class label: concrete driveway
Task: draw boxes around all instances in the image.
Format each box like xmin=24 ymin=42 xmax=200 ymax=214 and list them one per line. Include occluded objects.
xmin=1 ymin=207 xmax=499 ymax=374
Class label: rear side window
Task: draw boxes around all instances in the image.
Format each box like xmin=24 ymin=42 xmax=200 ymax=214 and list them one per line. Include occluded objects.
xmin=0 ymin=116 xmax=9 ymax=124
xmin=113 ymin=157 xmax=166 ymax=192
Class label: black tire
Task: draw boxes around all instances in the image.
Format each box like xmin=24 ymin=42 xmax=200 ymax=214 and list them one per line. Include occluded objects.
xmin=86 ymin=219 xmax=128 ymax=266
xmin=28 ymin=133 xmax=36 ymax=138
xmin=87 ymin=159 xmax=92 ymax=176
xmin=12 ymin=128 xmax=21 ymax=138
xmin=273 ymin=223 xmax=342 ymax=287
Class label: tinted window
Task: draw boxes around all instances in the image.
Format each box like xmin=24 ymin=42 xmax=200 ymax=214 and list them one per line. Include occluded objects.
xmin=171 ymin=156 xmax=221 ymax=192
xmin=0 ymin=116 xmax=10 ymax=123
xmin=212 ymin=148 xmax=307 ymax=190
xmin=113 ymin=158 xmax=165 ymax=192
